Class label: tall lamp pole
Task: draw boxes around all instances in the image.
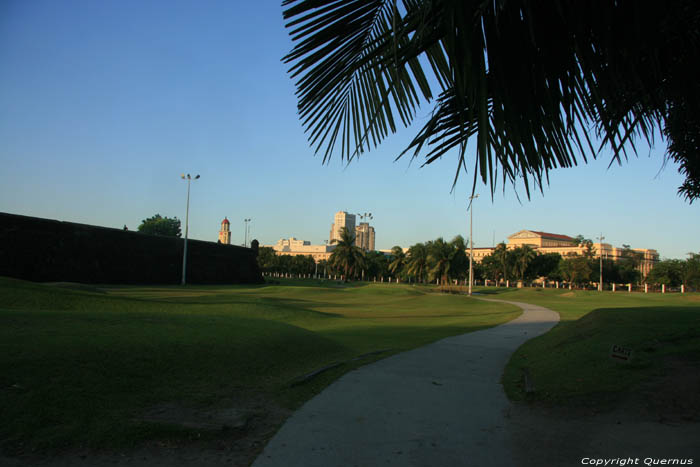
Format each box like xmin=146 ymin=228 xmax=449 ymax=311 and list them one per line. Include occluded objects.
xmin=468 ymin=194 xmax=479 ymax=296
xmin=598 ymin=233 xmax=605 ymax=292
xmin=244 ymin=218 xmax=251 ymax=247
xmin=181 ymin=173 xmax=200 ymax=285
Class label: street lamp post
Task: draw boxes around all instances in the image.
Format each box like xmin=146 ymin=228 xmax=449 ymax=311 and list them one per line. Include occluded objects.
xmin=468 ymin=194 xmax=479 ymax=296
xmin=244 ymin=218 xmax=251 ymax=247
xmin=598 ymin=233 xmax=605 ymax=292
xmin=181 ymin=173 xmax=200 ymax=286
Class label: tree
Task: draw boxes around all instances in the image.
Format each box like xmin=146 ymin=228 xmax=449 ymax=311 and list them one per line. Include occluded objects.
xmin=493 ymin=243 xmax=509 ymax=284
xmin=591 ymin=258 xmax=622 ymax=285
xmin=282 ymin=1 xmax=700 ymax=202
xmin=366 ymin=250 xmax=390 ymax=280
xmin=290 ymin=255 xmax=316 ymax=275
xmin=388 ymin=246 xmax=406 ymax=278
xmin=329 ymin=227 xmax=366 ymax=280
xmin=406 ymin=242 xmax=428 ymax=283
xmin=618 ymin=246 xmax=643 ymax=284
xmin=646 ymin=260 xmax=684 ymax=287
xmin=558 ymin=255 xmax=592 ymax=287
xmin=448 ymin=235 xmax=468 ymax=282
xmin=317 ymin=259 xmax=329 ymax=277
xmin=683 ymin=253 xmax=700 ymax=289
xmin=582 ymin=240 xmax=595 ymax=259
xmin=257 ymin=246 xmax=278 ymax=273
xmin=480 ymin=253 xmax=502 ymax=283
xmin=572 ymin=235 xmax=594 ymax=257
xmin=137 ymin=214 xmax=181 ymax=237
xmin=527 ymin=253 xmax=562 ymax=281
xmin=427 ymin=238 xmax=452 ymax=284
xmin=511 ymin=246 xmax=536 ymax=281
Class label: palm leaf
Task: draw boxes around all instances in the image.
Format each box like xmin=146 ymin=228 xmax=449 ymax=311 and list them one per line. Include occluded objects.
xmin=283 ymin=0 xmax=435 ymax=163
xmin=284 ymin=1 xmax=700 ymax=200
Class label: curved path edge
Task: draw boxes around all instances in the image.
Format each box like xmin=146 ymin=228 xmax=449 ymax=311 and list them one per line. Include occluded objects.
xmin=253 ymin=298 xmax=560 ymax=467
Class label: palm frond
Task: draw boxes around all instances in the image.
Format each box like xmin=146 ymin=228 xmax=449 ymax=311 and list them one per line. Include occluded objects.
xmin=283 ymin=0 xmax=435 ymax=163
xmin=284 ymin=0 xmax=700 ymax=200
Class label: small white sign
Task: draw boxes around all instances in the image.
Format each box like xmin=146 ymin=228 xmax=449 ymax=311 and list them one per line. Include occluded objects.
xmin=610 ymin=344 xmax=633 ymax=363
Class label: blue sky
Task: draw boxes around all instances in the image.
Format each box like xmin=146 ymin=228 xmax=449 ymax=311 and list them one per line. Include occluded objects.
xmin=1 ymin=0 xmax=697 ymax=259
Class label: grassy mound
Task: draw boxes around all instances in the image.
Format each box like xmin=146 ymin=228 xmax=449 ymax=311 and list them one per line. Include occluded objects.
xmin=496 ymin=288 xmax=700 ymax=407
xmin=0 ymin=277 xmax=520 ymax=452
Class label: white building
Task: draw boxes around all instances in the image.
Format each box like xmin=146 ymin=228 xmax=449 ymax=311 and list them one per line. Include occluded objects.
xmin=266 ymin=237 xmax=336 ymax=262
xmin=355 ymin=222 xmax=375 ymax=251
xmin=329 ymin=211 xmax=356 ymax=244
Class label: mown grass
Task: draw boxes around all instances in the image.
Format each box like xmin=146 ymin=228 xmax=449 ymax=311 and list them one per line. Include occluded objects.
xmin=483 ymin=287 xmax=700 ymax=407
xmin=0 ymin=277 xmax=519 ymax=452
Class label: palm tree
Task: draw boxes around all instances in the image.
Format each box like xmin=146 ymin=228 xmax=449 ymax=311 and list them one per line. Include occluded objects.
xmin=449 ymin=235 xmax=468 ymax=283
xmin=365 ymin=250 xmax=390 ymax=280
xmin=388 ymin=246 xmax=406 ymax=279
xmin=494 ymin=243 xmax=509 ymax=284
xmin=406 ymin=242 xmax=428 ymax=283
xmin=480 ymin=254 xmax=502 ymax=284
xmin=329 ymin=227 xmax=366 ymax=281
xmin=282 ymin=1 xmax=700 ymax=202
xmin=427 ymin=238 xmax=452 ymax=285
xmin=514 ymin=246 xmax=536 ymax=281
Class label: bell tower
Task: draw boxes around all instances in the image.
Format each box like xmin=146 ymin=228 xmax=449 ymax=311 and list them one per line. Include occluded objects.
xmin=218 ymin=217 xmax=231 ymax=244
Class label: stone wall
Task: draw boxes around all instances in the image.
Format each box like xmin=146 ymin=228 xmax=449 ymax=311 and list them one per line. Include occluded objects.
xmin=0 ymin=212 xmax=263 ymax=285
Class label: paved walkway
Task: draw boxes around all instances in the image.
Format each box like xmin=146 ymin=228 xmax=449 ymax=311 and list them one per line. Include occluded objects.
xmin=252 ymin=299 xmax=559 ymax=467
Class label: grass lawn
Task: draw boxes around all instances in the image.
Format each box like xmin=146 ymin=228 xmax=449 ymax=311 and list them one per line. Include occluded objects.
xmin=0 ymin=277 xmax=520 ymax=452
xmin=479 ymin=287 xmax=700 ymax=407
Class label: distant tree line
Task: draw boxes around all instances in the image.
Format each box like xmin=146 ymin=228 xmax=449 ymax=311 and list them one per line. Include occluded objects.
xmin=257 ymin=247 xmax=317 ymax=275
xmin=257 ymin=228 xmax=700 ymax=290
xmin=476 ymin=242 xmax=644 ymax=287
xmin=645 ymin=253 xmax=700 ymax=288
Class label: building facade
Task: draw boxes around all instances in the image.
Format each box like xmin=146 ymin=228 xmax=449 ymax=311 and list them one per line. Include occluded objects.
xmin=218 ymin=217 xmax=231 ymax=244
xmin=470 ymin=230 xmax=659 ymax=277
xmin=329 ymin=211 xmax=356 ymax=244
xmin=355 ymin=222 xmax=375 ymax=251
xmin=265 ymin=237 xmax=336 ymax=262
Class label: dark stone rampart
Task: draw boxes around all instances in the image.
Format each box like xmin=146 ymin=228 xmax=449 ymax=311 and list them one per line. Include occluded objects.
xmin=0 ymin=212 xmax=263 ymax=284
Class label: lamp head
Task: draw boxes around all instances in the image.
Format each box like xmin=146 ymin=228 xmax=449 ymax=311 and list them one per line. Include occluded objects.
xmin=195 ymin=175 xmax=200 ymax=179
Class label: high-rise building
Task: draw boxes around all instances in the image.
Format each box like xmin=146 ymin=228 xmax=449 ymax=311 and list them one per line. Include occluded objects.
xmin=355 ymin=222 xmax=375 ymax=251
xmin=218 ymin=217 xmax=231 ymax=244
xmin=329 ymin=211 xmax=356 ymax=244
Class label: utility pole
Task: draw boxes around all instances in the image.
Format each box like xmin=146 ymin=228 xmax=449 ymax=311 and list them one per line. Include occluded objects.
xmin=468 ymin=194 xmax=479 ymax=296
xmin=180 ymin=173 xmax=200 ymax=285
xmin=598 ymin=233 xmax=605 ymax=292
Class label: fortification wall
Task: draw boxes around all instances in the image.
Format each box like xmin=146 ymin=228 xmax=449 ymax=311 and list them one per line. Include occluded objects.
xmin=0 ymin=212 xmax=263 ymax=285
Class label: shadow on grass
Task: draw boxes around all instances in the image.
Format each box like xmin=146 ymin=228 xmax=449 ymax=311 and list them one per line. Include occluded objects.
xmin=504 ymin=304 xmax=700 ymax=407
xmin=472 ymin=288 xmax=519 ymax=295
